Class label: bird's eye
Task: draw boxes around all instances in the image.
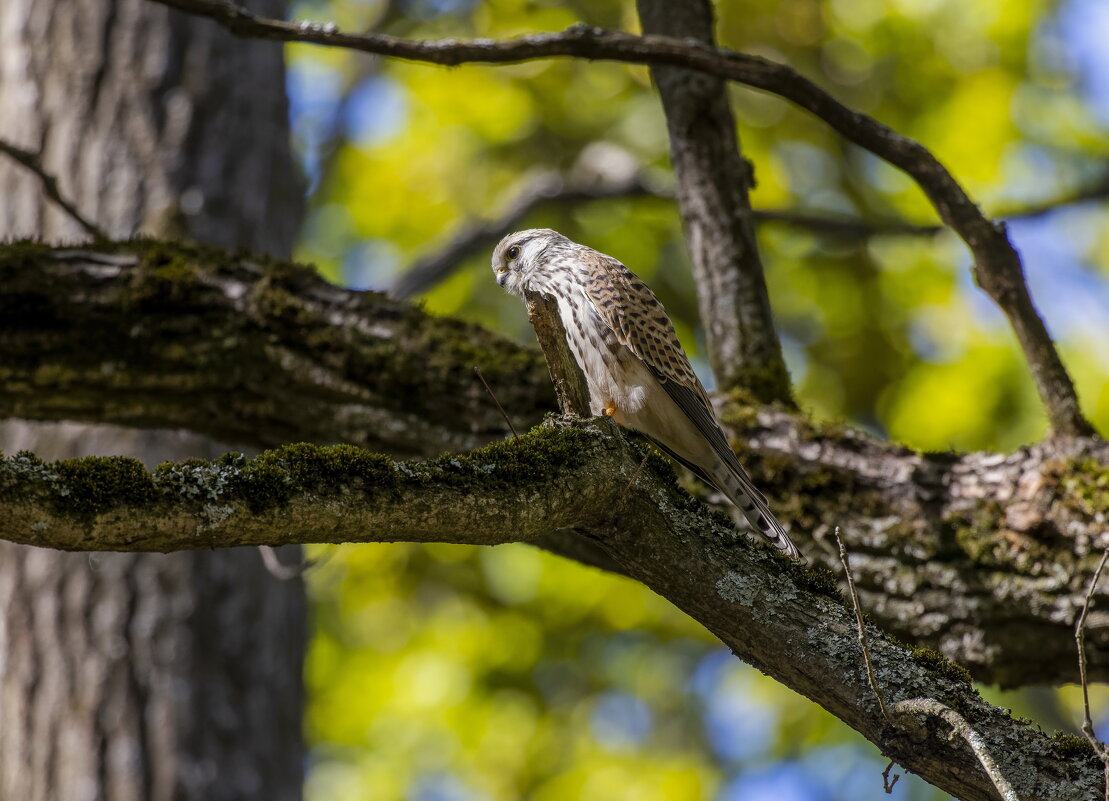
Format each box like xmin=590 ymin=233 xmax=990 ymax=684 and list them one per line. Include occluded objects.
xmin=506 ymin=245 xmax=521 ymax=260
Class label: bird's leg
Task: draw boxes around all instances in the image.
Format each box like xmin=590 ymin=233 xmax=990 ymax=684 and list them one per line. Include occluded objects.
xmin=602 ymin=401 xmax=626 ymax=426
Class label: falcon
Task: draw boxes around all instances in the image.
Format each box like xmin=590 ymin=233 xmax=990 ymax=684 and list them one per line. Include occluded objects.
xmin=492 ymin=228 xmax=801 ymax=560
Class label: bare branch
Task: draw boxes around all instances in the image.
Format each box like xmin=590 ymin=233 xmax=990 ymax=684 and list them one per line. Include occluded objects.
xmin=834 ymin=527 xmax=888 ymax=721
xmin=888 ymin=698 xmax=1020 ymax=801
xmin=882 ymin=762 xmax=900 ymax=794
xmin=1076 ymin=546 xmax=1109 ymax=800
xmin=473 ymin=367 xmax=519 ymax=440
xmin=637 ymin=0 xmax=790 ymax=403
xmin=392 ymin=173 xmax=1109 ymax=297
xmin=0 ymin=138 xmax=107 ymax=239
xmin=838 ymin=527 xmax=1019 ymax=801
xmin=149 ymin=0 xmax=1093 ymax=435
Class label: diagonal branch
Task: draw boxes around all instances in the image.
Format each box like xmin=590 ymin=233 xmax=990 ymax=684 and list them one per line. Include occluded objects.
xmin=837 ymin=529 xmax=1018 ymax=801
xmin=0 ymin=138 xmax=107 ymax=240
xmin=1 ymin=417 xmax=1103 ymax=801
xmin=148 ymin=0 xmax=1093 ymax=436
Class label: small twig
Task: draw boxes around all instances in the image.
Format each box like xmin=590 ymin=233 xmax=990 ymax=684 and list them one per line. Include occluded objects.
xmin=474 ymin=367 xmax=519 ymax=439
xmin=834 ymin=526 xmax=889 ymax=721
xmin=881 ymin=761 xmax=900 ymax=794
xmin=837 ymin=528 xmax=1019 ymax=799
xmin=0 ymin=138 xmax=107 ymax=239
xmin=1076 ymin=546 xmax=1109 ymax=800
xmin=258 ymin=544 xmax=332 ymax=580
xmin=888 ymin=698 xmax=1020 ymax=801
xmin=616 ymin=452 xmax=652 ymax=507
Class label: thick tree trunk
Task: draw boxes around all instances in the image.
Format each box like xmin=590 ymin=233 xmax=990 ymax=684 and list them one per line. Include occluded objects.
xmin=0 ymin=1 xmax=306 ymax=800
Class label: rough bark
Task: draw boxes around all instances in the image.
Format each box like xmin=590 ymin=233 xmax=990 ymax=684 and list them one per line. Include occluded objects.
xmin=0 ymin=2 xmax=305 ymax=800
xmin=635 ymin=0 xmax=791 ymax=403
xmin=0 ymin=0 xmax=301 ymax=253
xmin=0 ymin=241 xmax=552 ymax=458
xmin=0 ymin=419 xmax=1103 ymax=801
xmin=2 ymin=240 xmax=1107 ymax=691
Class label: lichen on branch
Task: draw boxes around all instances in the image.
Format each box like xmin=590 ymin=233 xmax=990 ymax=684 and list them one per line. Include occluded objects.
xmin=0 ymin=420 xmax=608 ymax=551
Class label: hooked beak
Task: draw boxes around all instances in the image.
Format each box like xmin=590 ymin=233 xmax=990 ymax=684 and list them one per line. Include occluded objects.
xmin=495 ymin=270 xmax=507 ymax=287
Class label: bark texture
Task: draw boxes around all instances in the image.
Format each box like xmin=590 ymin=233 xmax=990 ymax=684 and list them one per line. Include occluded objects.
xmin=2 ymin=241 xmax=1107 ymax=690
xmin=0 ymin=242 xmax=552 ymax=458
xmin=635 ymin=0 xmax=791 ymax=403
xmin=0 ymin=2 xmax=306 ymax=800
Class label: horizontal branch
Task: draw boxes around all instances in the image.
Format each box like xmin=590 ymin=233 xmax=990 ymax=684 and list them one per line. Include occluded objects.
xmin=0 ymin=239 xmax=552 ymax=458
xmin=150 ymin=0 xmax=1093 ymax=437
xmin=2 ymin=239 xmax=1106 ymax=686
xmin=1 ymin=417 xmax=1102 ymax=801
xmin=392 ymin=169 xmax=1109 ymax=297
xmin=0 ymin=423 xmax=606 ymax=551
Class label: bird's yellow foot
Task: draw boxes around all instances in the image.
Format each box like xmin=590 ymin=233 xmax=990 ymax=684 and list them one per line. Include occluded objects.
xmin=602 ymin=403 xmax=625 ymax=426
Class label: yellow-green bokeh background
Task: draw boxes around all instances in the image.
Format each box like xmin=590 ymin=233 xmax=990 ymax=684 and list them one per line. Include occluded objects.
xmin=287 ymin=0 xmax=1109 ymax=798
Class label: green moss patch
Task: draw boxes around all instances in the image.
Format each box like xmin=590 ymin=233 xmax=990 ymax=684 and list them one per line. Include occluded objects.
xmin=1057 ymin=458 xmax=1109 ymax=519
xmin=53 ymin=455 xmax=158 ymax=517
xmin=405 ymin=422 xmax=595 ymax=492
xmin=1049 ymin=731 xmax=1098 ymax=760
xmin=910 ymin=646 xmax=973 ymax=686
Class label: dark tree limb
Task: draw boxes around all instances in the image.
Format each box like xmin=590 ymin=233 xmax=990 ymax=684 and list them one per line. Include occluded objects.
xmin=2 ymin=239 xmax=1107 ymax=688
xmin=1 ymin=417 xmax=1103 ymax=801
xmin=148 ymin=0 xmax=1094 ymax=436
xmin=636 ymin=0 xmax=790 ymax=403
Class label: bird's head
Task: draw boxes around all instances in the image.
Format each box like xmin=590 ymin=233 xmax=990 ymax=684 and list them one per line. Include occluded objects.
xmin=491 ymin=228 xmax=571 ymax=298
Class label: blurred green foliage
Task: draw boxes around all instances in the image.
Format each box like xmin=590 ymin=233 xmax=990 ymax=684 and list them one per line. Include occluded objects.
xmin=287 ymin=0 xmax=1109 ymax=798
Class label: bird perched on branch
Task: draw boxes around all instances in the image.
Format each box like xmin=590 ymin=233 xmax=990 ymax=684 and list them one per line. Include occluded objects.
xmin=492 ymin=228 xmax=800 ymax=560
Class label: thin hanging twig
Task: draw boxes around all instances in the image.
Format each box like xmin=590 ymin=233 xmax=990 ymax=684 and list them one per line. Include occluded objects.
xmin=1076 ymin=546 xmax=1109 ymax=801
xmin=474 ymin=367 xmax=520 ymax=439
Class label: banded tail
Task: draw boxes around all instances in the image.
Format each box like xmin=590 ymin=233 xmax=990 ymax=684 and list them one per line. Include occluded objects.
xmin=647 ymin=436 xmax=803 ymax=561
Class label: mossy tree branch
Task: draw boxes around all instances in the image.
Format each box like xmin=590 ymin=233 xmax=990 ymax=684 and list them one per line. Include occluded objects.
xmin=0 ymin=240 xmax=552 ymax=458
xmin=0 ymin=417 xmax=1103 ymax=801
xmin=2 ymin=239 xmax=1107 ymax=687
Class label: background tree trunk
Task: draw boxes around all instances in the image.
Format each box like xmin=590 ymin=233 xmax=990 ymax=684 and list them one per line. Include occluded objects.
xmin=0 ymin=1 xmax=306 ymax=799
